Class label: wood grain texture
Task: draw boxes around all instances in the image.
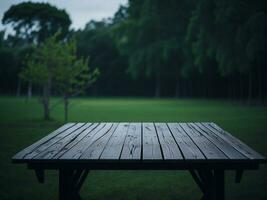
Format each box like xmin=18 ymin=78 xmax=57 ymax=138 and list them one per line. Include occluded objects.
xmin=12 ymin=122 xmax=266 ymax=167
xmin=190 ymin=123 xmax=245 ymax=159
xmin=100 ymin=123 xmax=130 ymax=159
xmin=168 ymin=123 xmax=205 ymax=160
xmin=155 ymin=123 xmax=183 ymax=160
xmin=33 ymin=123 xmax=93 ymax=159
xmin=13 ymin=123 xmax=75 ymax=159
xmin=142 ymin=123 xmax=162 ymax=160
xmin=23 ymin=123 xmax=86 ymax=159
xmin=53 ymin=123 xmax=100 ymax=159
xmin=180 ymin=123 xmax=227 ymax=160
xmin=204 ymin=122 xmax=265 ymax=160
xmin=120 ymin=123 xmax=142 ymax=160
xmin=60 ymin=123 xmax=113 ymax=159
xmin=80 ymin=123 xmax=119 ymax=159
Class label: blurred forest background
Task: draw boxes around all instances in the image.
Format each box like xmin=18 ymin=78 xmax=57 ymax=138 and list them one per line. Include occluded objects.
xmin=1 ymin=0 xmax=267 ymax=102
xmin=1 ymin=1 xmax=267 ymax=200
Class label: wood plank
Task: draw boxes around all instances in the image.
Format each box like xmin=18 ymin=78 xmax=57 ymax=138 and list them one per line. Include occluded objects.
xmin=33 ymin=123 xmax=93 ymax=159
xmin=142 ymin=123 xmax=162 ymax=160
xmin=22 ymin=123 xmax=86 ymax=159
xmin=52 ymin=123 xmax=100 ymax=159
xmin=60 ymin=123 xmax=113 ymax=159
xmin=13 ymin=123 xmax=75 ymax=160
xmin=120 ymin=123 xmax=142 ymax=160
xmin=80 ymin=123 xmax=119 ymax=159
xmin=155 ymin=123 xmax=183 ymax=160
xmin=180 ymin=123 xmax=227 ymax=160
xmin=100 ymin=123 xmax=130 ymax=159
xmin=204 ymin=122 xmax=265 ymax=160
xmin=167 ymin=123 xmax=205 ymax=160
xmin=190 ymin=123 xmax=246 ymax=159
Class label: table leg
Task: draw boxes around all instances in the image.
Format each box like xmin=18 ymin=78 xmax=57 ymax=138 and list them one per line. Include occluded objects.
xmin=214 ymin=169 xmax=224 ymax=200
xmin=59 ymin=169 xmax=89 ymax=200
xmin=190 ymin=169 xmax=225 ymax=200
xmin=59 ymin=169 xmax=72 ymax=200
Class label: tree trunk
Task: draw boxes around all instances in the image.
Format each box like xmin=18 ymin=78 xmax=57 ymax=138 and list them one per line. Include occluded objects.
xmin=202 ymin=77 xmax=207 ymax=98
xmin=64 ymin=94 xmax=69 ymax=122
xmin=42 ymin=78 xmax=51 ymax=120
xmin=43 ymin=85 xmax=50 ymax=120
xmin=175 ymin=78 xmax=180 ymax=97
xmin=239 ymin=74 xmax=244 ymax=101
xmin=233 ymin=86 xmax=236 ymax=101
xmin=248 ymin=70 xmax=252 ymax=105
xmin=188 ymin=80 xmax=193 ymax=98
xmin=155 ymin=69 xmax=161 ymax=98
xmin=16 ymin=79 xmax=21 ymax=97
xmin=257 ymin=59 xmax=262 ymax=103
xmin=228 ymin=76 xmax=232 ymax=101
xmin=27 ymin=82 xmax=32 ymax=100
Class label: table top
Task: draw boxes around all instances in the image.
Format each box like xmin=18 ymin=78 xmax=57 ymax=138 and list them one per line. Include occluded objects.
xmin=12 ymin=122 xmax=266 ymax=170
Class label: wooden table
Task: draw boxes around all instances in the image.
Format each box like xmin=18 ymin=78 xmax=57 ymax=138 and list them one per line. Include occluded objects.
xmin=12 ymin=122 xmax=266 ymax=200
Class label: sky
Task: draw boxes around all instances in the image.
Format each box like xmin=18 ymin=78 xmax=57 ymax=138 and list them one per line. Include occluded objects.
xmin=0 ymin=0 xmax=128 ymax=32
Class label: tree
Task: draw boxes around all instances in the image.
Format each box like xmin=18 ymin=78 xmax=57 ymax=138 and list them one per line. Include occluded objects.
xmin=185 ymin=0 xmax=267 ymax=102
xmin=53 ymin=38 xmax=99 ymax=121
xmin=2 ymin=2 xmax=71 ymax=98
xmin=240 ymin=11 xmax=267 ymax=102
xmin=76 ymin=20 xmax=126 ymax=96
xmin=20 ymin=34 xmax=99 ymax=121
xmin=117 ymin=0 xmax=193 ymax=97
xmin=2 ymin=2 xmax=71 ymax=43
xmin=0 ymin=31 xmax=18 ymax=94
xmin=2 ymin=0 xmax=267 ymax=100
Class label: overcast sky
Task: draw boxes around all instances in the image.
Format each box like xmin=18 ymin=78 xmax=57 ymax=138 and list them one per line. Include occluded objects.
xmin=0 ymin=0 xmax=128 ymax=32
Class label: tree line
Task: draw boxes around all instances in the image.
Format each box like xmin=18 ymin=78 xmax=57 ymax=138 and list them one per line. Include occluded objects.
xmin=0 ymin=0 xmax=267 ymax=104
xmin=0 ymin=2 xmax=98 ymax=120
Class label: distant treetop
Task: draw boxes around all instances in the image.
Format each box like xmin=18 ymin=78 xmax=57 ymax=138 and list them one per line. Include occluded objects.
xmin=2 ymin=2 xmax=71 ymax=43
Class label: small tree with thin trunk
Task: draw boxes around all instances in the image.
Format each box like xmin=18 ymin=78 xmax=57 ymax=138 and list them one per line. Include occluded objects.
xmin=20 ymin=34 xmax=99 ymax=121
xmin=2 ymin=2 xmax=71 ymax=99
xmin=20 ymin=39 xmax=54 ymax=120
xmin=53 ymin=38 xmax=99 ymax=121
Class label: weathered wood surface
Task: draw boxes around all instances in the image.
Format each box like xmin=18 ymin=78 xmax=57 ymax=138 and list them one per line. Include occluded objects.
xmin=80 ymin=123 xmax=119 ymax=159
xmin=22 ymin=123 xmax=85 ymax=159
xmin=204 ymin=122 xmax=265 ymax=160
xmin=60 ymin=123 xmax=113 ymax=159
xmin=101 ymin=123 xmax=130 ymax=159
xmin=168 ymin=123 xmax=205 ymax=160
xmin=120 ymin=123 xmax=142 ymax=160
xmin=13 ymin=122 xmax=266 ymax=165
xmin=180 ymin=123 xmax=227 ymax=160
xmin=155 ymin=123 xmax=183 ymax=160
xmin=190 ymin=123 xmax=245 ymax=159
xmin=13 ymin=123 xmax=75 ymax=160
xmin=142 ymin=123 xmax=162 ymax=160
xmin=34 ymin=123 xmax=93 ymax=159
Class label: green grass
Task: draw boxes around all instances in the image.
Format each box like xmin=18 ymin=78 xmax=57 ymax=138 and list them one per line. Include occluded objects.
xmin=0 ymin=96 xmax=266 ymax=200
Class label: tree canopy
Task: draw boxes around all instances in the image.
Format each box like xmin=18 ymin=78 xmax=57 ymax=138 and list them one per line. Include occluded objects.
xmin=1 ymin=0 xmax=267 ymax=103
xmin=2 ymin=2 xmax=71 ymax=43
xmin=20 ymin=34 xmax=99 ymax=120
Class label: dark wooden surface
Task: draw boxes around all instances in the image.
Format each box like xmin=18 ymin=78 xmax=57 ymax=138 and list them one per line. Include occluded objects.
xmin=13 ymin=122 xmax=266 ymax=169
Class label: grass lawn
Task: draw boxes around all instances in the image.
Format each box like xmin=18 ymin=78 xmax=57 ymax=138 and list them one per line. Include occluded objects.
xmin=0 ymin=96 xmax=266 ymax=200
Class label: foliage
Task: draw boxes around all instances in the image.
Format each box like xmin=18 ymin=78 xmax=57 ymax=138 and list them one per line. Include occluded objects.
xmin=20 ymin=34 xmax=99 ymax=120
xmin=75 ymin=20 xmax=127 ymax=95
xmin=2 ymin=2 xmax=71 ymax=43
xmin=184 ymin=0 xmax=267 ymax=101
xmin=1 ymin=0 xmax=267 ymax=100
xmin=111 ymin=0 xmax=194 ymax=96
